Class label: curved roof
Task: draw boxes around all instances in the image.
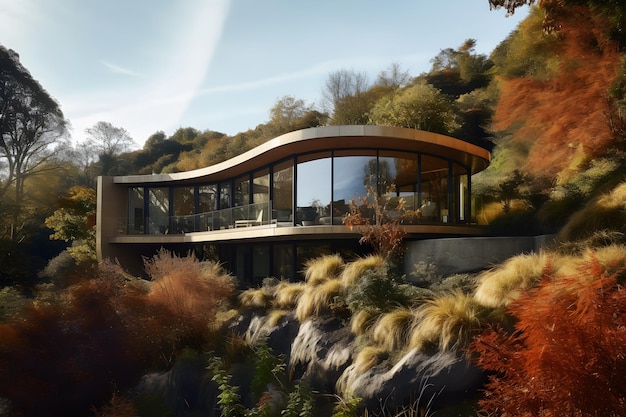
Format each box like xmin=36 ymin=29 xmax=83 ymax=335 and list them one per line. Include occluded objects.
xmin=115 ymin=125 xmax=491 ymax=185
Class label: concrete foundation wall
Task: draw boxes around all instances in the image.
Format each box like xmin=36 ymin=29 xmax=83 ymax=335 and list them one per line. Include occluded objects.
xmin=404 ymin=235 xmax=555 ymax=277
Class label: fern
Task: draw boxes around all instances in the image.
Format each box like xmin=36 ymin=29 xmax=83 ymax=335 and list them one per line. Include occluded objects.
xmin=208 ymin=357 xmax=246 ymax=417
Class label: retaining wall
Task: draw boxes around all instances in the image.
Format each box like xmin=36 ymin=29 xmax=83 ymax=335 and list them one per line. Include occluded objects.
xmin=404 ymin=235 xmax=555 ymax=278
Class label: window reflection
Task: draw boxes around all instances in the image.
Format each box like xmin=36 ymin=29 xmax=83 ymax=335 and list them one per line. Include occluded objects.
xmin=148 ymin=187 xmax=169 ymax=234
xmin=128 ymin=187 xmax=144 ymax=234
xmin=273 ymin=160 xmax=293 ymax=224
xmin=253 ymin=168 xmax=270 ymax=203
xmin=297 ymin=154 xmax=331 ymax=225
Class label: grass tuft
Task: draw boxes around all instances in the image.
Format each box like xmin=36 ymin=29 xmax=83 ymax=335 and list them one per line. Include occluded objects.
xmin=473 ymin=252 xmax=549 ymax=308
xmin=273 ymin=281 xmax=306 ymax=309
xmin=303 ymin=254 xmax=344 ymax=285
xmin=341 ymin=255 xmax=384 ymax=288
xmin=238 ymin=288 xmax=273 ymax=309
xmin=371 ymin=308 xmax=415 ymax=352
xmin=295 ymin=278 xmax=344 ymax=322
xmin=410 ymin=290 xmax=487 ymax=352
xmin=557 ymin=182 xmax=626 ymax=243
xmin=353 ymin=346 xmax=389 ymax=374
xmin=350 ymin=309 xmax=378 ymax=336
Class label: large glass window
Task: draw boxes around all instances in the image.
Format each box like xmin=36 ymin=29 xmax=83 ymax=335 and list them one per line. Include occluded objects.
xmin=199 ymin=184 xmax=217 ymax=213
xmin=297 ymin=153 xmax=331 ymax=225
xmin=452 ymin=163 xmax=469 ymax=224
xmin=252 ymin=168 xmax=270 ymax=204
xmin=128 ymin=187 xmax=144 ymax=234
xmin=420 ymin=155 xmax=449 ymax=222
xmin=234 ymin=175 xmax=250 ymax=207
xmin=380 ymin=151 xmax=419 ymax=222
xmin=273 ymin=160 xmax=293 ymax=224
xmin=333 ymin=151 xmax=377 ymax=223
xmin=147 ymin=187 xmax=170 ymax=234
xmin=219 ymin=181 xmax=231 ymax=209
xmin=172 ymin=186 xmax=195 ymax=232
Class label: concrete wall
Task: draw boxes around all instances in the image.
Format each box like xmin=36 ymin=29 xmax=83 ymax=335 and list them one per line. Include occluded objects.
xmin=404 ymin=235 xmax=555 ymax=277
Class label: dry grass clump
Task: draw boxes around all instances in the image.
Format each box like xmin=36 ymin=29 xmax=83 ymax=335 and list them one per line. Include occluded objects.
xmin=557 ymin=182 xmax=626 ymax=243
xmin=144 ymin=249 xmax=235 ymax=323
xmin=295 ymin=278 xmax=344 ymax=322
xmin=303 ymin=254 xmax=344 ymax=285
xmin=353 ymin=346 xmax=389 ymax=374
xmin=474 ymin=252 xmax=549 ymax=308
xmin=266 ymin=309 xmax=290 ymax=327
xmin=553 ymin=245 xmax=626 ymax=287
xmin=410 ymin=290 xmax=487 ymax=352
xmin=239 ymin=288 xmax=274 ymax=309
xmin=273 ymin=281 xmax=306 ymax=309
xmin=350 ymin=309 xmax=378 ymax=336
xmin=341 ymin=255 xmax=384 ymax=288
xmin=371 ymin=308 xmax=415 ymax=352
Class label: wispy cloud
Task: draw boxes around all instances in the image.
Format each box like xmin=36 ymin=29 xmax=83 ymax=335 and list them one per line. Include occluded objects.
xmin=101 ymin=60 xmax=144 ymax=77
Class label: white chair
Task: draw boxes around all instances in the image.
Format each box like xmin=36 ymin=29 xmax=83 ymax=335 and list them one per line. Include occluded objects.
xmin=235 ymin=210 xmax=263 ymax=228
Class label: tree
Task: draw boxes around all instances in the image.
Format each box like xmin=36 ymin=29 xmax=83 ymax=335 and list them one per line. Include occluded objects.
xmin=84 ymin=121 xmax=135 ymax=175
xmin=44 ymin=186 xmax=97 ymax=266
xmin=488 ymin=0 xmax=626 ymax=44
xmin=375 ymin=62 xmax=411 ymax=89
xmin=323 ymin=69 xmax=374 ymax=125
xmin=427 ymin=39 xmax=493 ymax=97
xmin=368 ymin=83 xmax=460 ymax=134
xmin=0 ymin=45 xmax=68 ymax=241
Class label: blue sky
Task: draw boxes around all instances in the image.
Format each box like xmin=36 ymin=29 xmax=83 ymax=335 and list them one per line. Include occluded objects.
xmin=0 ymin=0 xmax=529 ymax=147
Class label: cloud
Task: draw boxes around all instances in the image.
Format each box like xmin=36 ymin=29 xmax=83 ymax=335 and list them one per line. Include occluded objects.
xmin=101 ymin=61 xmax=144 ymax=77
xmin=63 ymin=0 xmax=232 ymax=143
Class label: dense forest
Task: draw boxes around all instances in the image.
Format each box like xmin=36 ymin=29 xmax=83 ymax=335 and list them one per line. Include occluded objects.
xmin=1 ymin=0 xmax=626 ymax=416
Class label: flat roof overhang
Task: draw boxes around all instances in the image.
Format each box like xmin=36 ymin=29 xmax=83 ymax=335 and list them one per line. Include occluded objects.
xmin=113 ymin=125 xmax=491 ymax=186
xmin=107 ymin=224 xmax=488 ymax=245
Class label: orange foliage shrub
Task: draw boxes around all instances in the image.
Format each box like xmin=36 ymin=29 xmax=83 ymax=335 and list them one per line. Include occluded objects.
xmin=471 ymin=253 xmax=626 ymax=416
xmin=0 ymin=252 xmax=235 ymax=416
xmin=492 ymin=6 xmax=621 ymax=178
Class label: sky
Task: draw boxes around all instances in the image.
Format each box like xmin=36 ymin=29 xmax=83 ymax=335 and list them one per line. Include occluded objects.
xmin=0 ymin=0 xmax=530 ymax=148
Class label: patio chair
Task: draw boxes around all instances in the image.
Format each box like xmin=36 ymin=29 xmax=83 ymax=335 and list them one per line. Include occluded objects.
xmin=235 ymin=209 xmax=264 ymax=228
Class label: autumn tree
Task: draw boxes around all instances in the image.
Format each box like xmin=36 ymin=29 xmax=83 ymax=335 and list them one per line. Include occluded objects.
xmin=0 ymin=45 xmax=68 ymax=241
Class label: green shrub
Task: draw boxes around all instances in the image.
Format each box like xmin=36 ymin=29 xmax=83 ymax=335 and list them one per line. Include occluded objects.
xmin=345 ymin=264 xmax=414 ymax=314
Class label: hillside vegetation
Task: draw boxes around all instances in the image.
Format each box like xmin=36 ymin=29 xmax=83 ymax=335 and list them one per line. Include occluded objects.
xmin=2 ymin=0 xmax=626 ymax=415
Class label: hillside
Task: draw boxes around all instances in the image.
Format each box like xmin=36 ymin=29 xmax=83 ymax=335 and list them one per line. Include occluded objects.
xmin=488 ymin=6 xmax=624 ymax=181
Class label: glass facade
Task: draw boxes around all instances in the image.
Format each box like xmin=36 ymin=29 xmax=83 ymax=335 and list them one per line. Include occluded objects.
xmin=273 ymin=160 xmax=293 ymax=223
xmin=128 ymin=187 xmax=144 ymax=234
xmin=297 ymin=153 xmax=331 ymax=225
xmin=128 ymin=149 xmax=471 ymax=234
xmin=147 ymin=187 xmax=169 ymax=234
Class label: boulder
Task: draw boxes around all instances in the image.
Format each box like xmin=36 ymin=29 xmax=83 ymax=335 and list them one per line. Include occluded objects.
xmin=289 ymin=317 xmax=354 ymax=392
xmin=337 ymin=348 xmax=484 ymax=413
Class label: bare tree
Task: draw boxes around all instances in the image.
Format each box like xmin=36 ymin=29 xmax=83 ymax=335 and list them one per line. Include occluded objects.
xmin=322 ymin=69 xmax=370 ymax=118
xmin=84 ymin=121 xmax=135 ymax=176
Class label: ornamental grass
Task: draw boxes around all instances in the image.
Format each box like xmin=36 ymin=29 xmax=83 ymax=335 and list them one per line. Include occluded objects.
xmin=371 ymin=308 xmax=415 ymax=352
xmin=303 ymin=254 xmax=344 ymax=285
xmin=473 ymin=252 xmax=549 ymax=308
xmin=341 ymin=254 xmax=384 ymax=288
xmin=295 ymin=278 xmax=344 ymax=322
xmin=410 ymin=290 xmax=487 ymax=352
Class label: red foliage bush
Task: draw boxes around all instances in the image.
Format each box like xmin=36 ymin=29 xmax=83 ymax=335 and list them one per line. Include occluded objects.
xmin=471 ymin=253 xmax=626 ymax=416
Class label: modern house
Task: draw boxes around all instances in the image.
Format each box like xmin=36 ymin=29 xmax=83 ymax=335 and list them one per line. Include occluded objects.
xmin=96 ymin=125 xmax=491 ymax=284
